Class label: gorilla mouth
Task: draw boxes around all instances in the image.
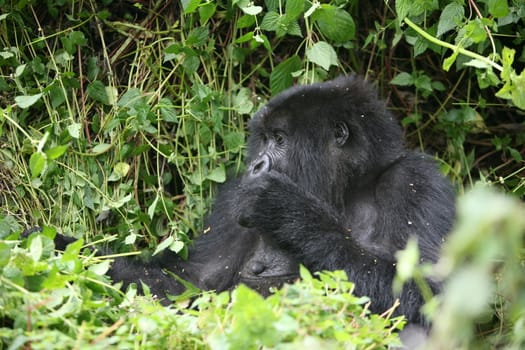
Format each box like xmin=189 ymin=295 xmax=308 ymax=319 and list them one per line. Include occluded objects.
xmin=239 ymin=274 xmax=299 ymax=296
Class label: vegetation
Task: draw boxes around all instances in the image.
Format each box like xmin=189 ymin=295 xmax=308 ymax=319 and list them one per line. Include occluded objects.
xmin=0 ymin=0 xmax=524 ymax=348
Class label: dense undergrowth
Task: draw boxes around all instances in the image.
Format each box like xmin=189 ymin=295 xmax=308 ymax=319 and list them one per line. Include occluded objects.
xmin=0 ymin=0 xmax=524 ymax=348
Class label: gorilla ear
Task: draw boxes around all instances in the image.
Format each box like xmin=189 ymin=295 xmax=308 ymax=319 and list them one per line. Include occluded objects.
xmin=334 ymin=121 xmax=349 ymax=146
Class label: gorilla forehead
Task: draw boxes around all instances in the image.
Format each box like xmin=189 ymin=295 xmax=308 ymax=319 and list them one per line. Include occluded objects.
xmin=252 ymin=75 xmax=385 ymax=128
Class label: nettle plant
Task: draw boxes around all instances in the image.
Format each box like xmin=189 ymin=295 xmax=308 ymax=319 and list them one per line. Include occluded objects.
xmin=393 ymin=0 xmax=525 ymax=109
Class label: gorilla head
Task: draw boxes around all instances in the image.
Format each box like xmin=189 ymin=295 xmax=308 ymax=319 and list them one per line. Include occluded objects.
xmin=246 ymin=76 xmax=406 ymax=208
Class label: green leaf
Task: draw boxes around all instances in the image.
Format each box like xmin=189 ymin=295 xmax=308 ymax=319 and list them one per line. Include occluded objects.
xmin=114 ymin=162 xmax=130 ymax=177
xmin=488 ymin=0 xmax=509 ymax=18
xmin=305 ymin=41 xmax=339 ymax=71
xmin=207 ymin=164 xmax=226 ymax=183
xmin=87 ymin=80 xmax=110 ymax=105
xmin=0 ymin=242 xmax=10 ymax=268
xmin=437 ymin=2 xmax=464 ymax=37
xmin=260 ymin=11 xmax=280 ymax=32
xmin=285 ymin=0 xmax=305 ymax=20
xmin=390 ymin=72 xmax=414 ymax=86
xmin=181 ymin=0 xmax=201 ymax=13
xmin=118 ymin=88 xmax=142 ymax=108
xmin=169 ymin=240 xmax=185 ymax=254
xmin=29 ymin=152 xmax=47 ymax=178
xmin=443 ymin=50 xmax=459 ymax=71
xmin=241 ymin=5 xmax=262 ymax=15
xmin=198 ymin=2 xmax=216 ymax=23
xmin=15 ymin=64 xmax=26 ymax=77
xmin=67 ymin=122 xmax=82 ymax=139
xmin=270 ymin=55 xmax=302 ymax=95
xmin=313 ymin=6 xmax=355 ymax=43
xmin=148 ymin=194 xmax=159 ymax=219
xmin=29 ymin=235 xmax=43 ymax=262
xmin=395 ymin=0 xmax=410 ymax=21
xmin=159 ymin=97 xmax=178 ymax=123
xmin=223 ymin=132 xmax=245 ymax=152
xmin=91 ymin=143 xmax=112 ymax=154
xmin=232 ymin=88 xmax=254 ymax=114
xmin=186 ymin=26 xmax=209 ymax=47
xmin=15 ymin=93 xmax=42 ymax=109
xmin=153 ymin=236 xmax=174 ymax=256
xmin=45 ymin=145 xmax=69 ymax=160
xmin=89 ymin=260 xmax=110 ymax=275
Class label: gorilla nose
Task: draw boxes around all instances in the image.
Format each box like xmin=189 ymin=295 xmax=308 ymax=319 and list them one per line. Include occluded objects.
xmin=250 ymin=155 xmax=271 ymax=176
xmin=250 ymin=261 xmax=266 ymax=275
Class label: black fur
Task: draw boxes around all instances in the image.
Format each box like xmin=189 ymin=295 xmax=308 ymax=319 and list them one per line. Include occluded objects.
xmin=234 ymin=75 xmax=455 ymax=324
xmin=52 ymin=76 xmax=454 ymax=325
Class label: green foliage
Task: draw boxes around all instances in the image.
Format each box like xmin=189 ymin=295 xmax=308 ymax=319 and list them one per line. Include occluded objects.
xmin=395 ymin=0 xmax=524 ymax=109
xmin=0 ymin=222 xmax=402 ymax=348
xmin=0 ymin=0 xmax=524 ymax=348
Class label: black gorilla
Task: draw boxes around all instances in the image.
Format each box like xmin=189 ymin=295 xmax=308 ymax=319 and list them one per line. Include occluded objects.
xmin=55 ymin=75 xmax=455 ymax=325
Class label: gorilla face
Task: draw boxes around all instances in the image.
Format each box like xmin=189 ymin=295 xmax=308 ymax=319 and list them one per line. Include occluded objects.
xmin=245 ymin=76 xmax=404 ymax=207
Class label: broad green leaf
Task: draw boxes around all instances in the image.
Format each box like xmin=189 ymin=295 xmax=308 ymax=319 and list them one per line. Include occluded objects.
xmin=285 ymin=0 xmax=305 ymax=20
xmin=223 ymin=132 xmax=245 ymax=152
xmin=29 ymin=152 xmax=46 ymax=178
xmin=270 ymin=55 xmax=302 ymax=95
xmin=67 ymin=122 xmax=82 ymax=139
xmin=232 ymin=88 xmax=254 ymax=114
xmin=314 ymin=6 xmax=355 ymax=43
xmin=509 ymin=70 xmax=525 ymax=109
xmin=207 ymin=164 xmax=226 ymax=183
xmin=241 ymin=5 xmax=262 ymax=15
xmin=488 ymin=0 xmax=509 ymax=18
xmin=159 ymin=97 xmax=178 ymax=123
xmin=15 ymin=93 xmax=42 ymax=109
xmin=0 ymin=242 xmax=10 ymax=268
xmin=114 ymin=162 xmax=130 ymax=177
xmin=198 ymin=2 xmax=216 ymax=23
xmin=29 ymin=235 xmax=43 ymax=261
xmin=91 ymin=143 xmax=112 ymax=154
xmin=15 ymin=64 xmax=26 ymax=77
xmin=305 ymin=41 xmax=339 ymax=71
xmin=181 ymin=0 xmax=201 ymax=13
xmin=169 ymin=240 xmax=185 ymax=253
xmin=390 ymin=72 xmax=414 ymax=86
xmin=87 ymin=80 xmax=110 ymax=105
xmin=118 ymin=88 xmax=142 ymax=108
xmin=437 ymin=2 xmax=464 ymax=37
xmin=395 ymin=0 xmax=410 ymax=21
xmin=260 ymin=11 xmax=280 ymax=32
xmin=153 ymin=236 xmax=174 ymax=256
xmin=186 ymin=26 xmax=209 ymax=47
xmin=45 ymin=145 xmax=69 ymax=160
xmin=89 ymin=260 xmax=111 ymax=275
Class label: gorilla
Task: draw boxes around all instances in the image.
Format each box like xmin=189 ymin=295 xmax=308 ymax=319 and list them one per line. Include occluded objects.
xmin=54 ymin=75 xmax=455 ymax=325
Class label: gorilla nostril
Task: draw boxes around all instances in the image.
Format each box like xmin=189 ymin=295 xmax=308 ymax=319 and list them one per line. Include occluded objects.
xmin=251 ymin=261 xmax=266 ymax=275
xmin=251 ymin=156 xmax=271 ymax=176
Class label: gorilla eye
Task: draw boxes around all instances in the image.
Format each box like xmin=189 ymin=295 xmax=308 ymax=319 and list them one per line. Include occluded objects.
xmin=334 ymin=121 xmax=349 ymax=146
xmin=273 ymin=131 xmax=286 ymax=146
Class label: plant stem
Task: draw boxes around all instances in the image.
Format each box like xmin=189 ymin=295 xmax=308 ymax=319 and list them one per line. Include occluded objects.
xmin=404 ymin=17 xmax=503 ymax=72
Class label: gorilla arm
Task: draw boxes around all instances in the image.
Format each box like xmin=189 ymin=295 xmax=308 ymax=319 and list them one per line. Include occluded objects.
xmin=236 ymin=166 xmax=445 ymax=324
